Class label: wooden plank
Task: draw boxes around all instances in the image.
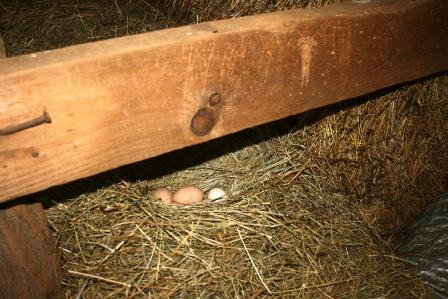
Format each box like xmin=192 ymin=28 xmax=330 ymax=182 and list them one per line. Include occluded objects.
xmin=0 ymin=35 xmax=63 ymax=299
xmin=1 ymin=0 xmax=448 ymax=203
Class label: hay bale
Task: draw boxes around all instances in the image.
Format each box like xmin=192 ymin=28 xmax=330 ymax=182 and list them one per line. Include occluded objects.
xmin=1 ymin=0 xmax=447 ymax=297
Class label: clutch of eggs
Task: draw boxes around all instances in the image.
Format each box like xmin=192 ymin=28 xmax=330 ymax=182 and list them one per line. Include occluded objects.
xmin=153 ymin=186 xmax=227 ymax=205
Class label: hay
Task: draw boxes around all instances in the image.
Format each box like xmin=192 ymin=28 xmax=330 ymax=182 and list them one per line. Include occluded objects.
xmin=1 ymin=0 xmax=447 ymax=298
xmin=0 ymin=0 xmax=177 ymax=56
xmin=165 ymin=0 xmax=342 ymax=22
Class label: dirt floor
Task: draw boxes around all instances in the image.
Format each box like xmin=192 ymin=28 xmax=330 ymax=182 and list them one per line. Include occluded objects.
xmin=1 ymin=0 xmax=447 ymax=298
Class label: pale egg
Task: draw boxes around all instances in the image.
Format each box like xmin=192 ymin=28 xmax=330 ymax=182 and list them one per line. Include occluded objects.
xmin=173 ymin=186 xmax=204 ymax=205
xmin=207 ymin=187 xmax=227 ymax=201
xmin=153 ymin=188 xmax=173 ymax=204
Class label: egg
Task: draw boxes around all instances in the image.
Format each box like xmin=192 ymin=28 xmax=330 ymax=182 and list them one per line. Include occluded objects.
xmin=207 ymin=187 xmax=227 ymax=201
xmin=153 ymin=188 xmax=173 ymax=204
xmin=173 ymin=186 xmax=204 ymax=205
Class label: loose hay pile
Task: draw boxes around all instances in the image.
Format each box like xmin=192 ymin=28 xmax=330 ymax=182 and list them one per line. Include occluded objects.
xmin=1 ymin=1 xmax=447 ymax=298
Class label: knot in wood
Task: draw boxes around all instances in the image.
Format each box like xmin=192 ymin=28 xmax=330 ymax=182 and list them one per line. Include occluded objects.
xmin=190 ymin=108 xmax=215 ymax=136
xmin=208 ymin=92 xmax=221 ymax=106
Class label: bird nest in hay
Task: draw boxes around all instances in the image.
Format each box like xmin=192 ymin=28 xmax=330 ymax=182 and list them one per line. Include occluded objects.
xmin=1 ymin=0 xmax=447 ymax=298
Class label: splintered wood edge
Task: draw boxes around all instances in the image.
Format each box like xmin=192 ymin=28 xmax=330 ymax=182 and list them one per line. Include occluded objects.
xmin=0 ymin=0 xmax=448 ymax=203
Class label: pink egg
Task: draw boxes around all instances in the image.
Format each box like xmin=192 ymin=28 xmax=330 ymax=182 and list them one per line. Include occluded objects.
xmin=173 ymin=186 xmax=204 ymax=205
xmin=153 ymin=188 xmax=173 ymax=204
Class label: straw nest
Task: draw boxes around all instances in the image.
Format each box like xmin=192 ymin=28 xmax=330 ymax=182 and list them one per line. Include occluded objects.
xmin=1 ymin=0 xmax=447 ymax=298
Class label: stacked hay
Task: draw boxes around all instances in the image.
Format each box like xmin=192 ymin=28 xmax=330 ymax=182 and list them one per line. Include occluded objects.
xmin=1 ymin=0 xmax=447 ymax=298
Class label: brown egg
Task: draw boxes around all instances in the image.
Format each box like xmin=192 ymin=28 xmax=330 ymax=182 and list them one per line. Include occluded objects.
xmin=153 ymin=188 xmax=173 ymax=204
xmin=173 ymin=186 xmax=204 ymax=205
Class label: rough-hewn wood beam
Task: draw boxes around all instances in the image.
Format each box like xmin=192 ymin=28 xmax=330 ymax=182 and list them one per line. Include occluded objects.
xmin=1 ymin=0 xmax=447 ymax=203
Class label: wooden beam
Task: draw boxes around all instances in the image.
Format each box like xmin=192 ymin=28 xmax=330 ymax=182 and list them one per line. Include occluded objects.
xmin=1 ymin=0 xmax=447 ymax=203
xmin=0 ymin=35 xmax=63 ymax=299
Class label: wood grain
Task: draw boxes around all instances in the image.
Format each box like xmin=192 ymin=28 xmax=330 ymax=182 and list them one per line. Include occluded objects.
xmin=1 ymin=0 xmax=448 ymax=202
xmin=0 ymin=201 xmax=64 ymax=299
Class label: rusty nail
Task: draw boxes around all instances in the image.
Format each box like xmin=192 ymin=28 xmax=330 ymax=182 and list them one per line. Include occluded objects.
xmin=0 ymin=110 xmax=52 ymax=136
xmin=209 ymin=92 xmax=221 ymax=106
xmin=190 ymin=107 xmax=215 ymax=136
